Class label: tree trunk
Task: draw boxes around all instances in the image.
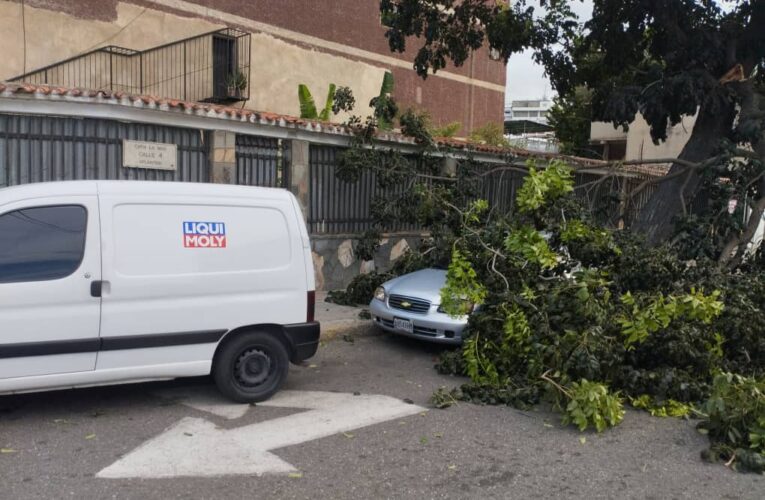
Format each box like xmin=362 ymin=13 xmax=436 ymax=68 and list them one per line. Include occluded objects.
xmin=632 ymin=103 xmax=736 ymax=244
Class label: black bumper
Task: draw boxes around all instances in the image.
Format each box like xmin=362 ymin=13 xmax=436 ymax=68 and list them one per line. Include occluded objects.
xmin=284 ymin=322 xmax=320 ymax=363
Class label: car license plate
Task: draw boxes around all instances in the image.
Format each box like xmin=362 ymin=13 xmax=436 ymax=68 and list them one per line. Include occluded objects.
xmin=393 ymin=318 xmax=414 ymax=333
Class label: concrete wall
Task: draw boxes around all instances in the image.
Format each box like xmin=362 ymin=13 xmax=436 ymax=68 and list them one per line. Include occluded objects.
xmin=311 ymin=234 xmax=424 ymax=291
xmin=0 ymin=0 xmax=505 ymax=132
xmin=590 ymin=121 xmax=627 ymax=142
xmin=590 ymin=113 xmax=697 ymax=162
xmin=625 ymin=113 xmax=696 ymax=162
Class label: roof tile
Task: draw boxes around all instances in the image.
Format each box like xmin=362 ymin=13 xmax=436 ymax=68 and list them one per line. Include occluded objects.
xmin=0 ymin=82 xmax=640 ymax=171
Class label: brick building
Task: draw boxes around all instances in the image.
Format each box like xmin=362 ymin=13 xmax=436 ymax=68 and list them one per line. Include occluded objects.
xmin=0 ymin=0 xmax=506 ymax=133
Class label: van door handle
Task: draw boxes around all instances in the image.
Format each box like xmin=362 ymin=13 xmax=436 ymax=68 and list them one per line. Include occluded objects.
xmin=90 ymin=280 xmax=104 ymax=298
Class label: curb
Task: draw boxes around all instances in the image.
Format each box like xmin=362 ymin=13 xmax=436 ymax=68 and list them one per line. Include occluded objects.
xmin=320 ymin=319 xmax=380 ymax=342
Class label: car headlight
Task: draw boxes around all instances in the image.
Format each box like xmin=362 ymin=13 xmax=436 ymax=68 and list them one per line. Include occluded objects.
xmin=373 ymin=286 xmax=386 ymax=302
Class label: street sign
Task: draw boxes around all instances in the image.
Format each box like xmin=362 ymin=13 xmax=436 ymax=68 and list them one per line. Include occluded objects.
xmin=97 ymin=390 xmax=425 ymax=478
xmin=123 ymin=140 xmax=177 ymax=171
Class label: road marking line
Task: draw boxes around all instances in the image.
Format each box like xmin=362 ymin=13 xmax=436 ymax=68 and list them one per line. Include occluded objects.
xmin=154 ymin=386 xmax=252 ymax=420
xmin=97 ymin=390 xmax=425 ymax=478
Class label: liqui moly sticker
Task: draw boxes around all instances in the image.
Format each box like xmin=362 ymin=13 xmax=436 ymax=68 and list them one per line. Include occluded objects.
xmin=183 ymin=221 xmax=227 ymax=248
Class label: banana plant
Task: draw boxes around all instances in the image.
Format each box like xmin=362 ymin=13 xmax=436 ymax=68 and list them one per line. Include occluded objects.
xmin=298 ymin=83 xmax=336 ymax=121
xmin=377 ymin=72 xmax=395 ymax=130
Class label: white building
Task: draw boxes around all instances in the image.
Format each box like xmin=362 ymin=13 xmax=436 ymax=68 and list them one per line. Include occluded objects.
xmin=504 ymin=99 xmax=557 ymax=153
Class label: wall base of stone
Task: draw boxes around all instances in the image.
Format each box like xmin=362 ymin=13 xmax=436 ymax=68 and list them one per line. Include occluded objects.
xmin=311 ymin=233 xmax=425 ymax=291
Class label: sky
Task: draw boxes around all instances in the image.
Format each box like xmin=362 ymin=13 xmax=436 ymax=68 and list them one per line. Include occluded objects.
xmin=504 ymin=0 xmax=594 ymax=104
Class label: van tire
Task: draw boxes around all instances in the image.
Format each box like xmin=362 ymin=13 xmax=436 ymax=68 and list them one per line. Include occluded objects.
xmin=213 ymin=331 xmax=289 ymax=403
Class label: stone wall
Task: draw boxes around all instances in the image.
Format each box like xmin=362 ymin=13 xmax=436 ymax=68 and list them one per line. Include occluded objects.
xmin=311 ymin=233 xmax=424 ymax=291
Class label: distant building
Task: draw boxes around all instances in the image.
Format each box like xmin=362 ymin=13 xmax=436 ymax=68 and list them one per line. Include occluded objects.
xmin=590 ymin=114 xmax=697 ymax=163
xmin=505 ymin=99 xmax=554 ymax=125
xmin=504 ymin=99 xmax=557 ymax=153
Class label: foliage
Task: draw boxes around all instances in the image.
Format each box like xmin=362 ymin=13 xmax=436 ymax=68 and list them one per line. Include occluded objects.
xmin=325 ymin=66 xmax=764 ymax=471
xmin=504 ymin=226 xmax=558 ymax=269
xmin=332 ymin=86 xmax=356 ymax=115
xmin=698 ymin=372 xmax=765 ymax=472
xmin=439 ymin=248 xmax=487 ymax=317
xmin=431 ymin=121 xmax=462 ymax=138
xmin=380 ymin=0 xmax=765 ymax=248
xmin=548 ymin=86 xmax=598 ymax=158
xmin=558 ymin=379 xmax=625 ymax=432
xmin=298 ymin=83 xmax=336 ymax=121
xmin=354 ymin=229 xmax=382 ymax=262
xmin=617 ymin=290 xmax=724 ymax=348
xmin=630 ymin=395 xmax=694 ymax=418
xmin=414 ymin=157 xmax=763 ymax=461
xmin=326 ymin=272 xmax=391 ymax=307
xmin=325 ymin=249 xmax=429 ymax=306
xmin=225 ymin=71 xmax=247 ymax=91
xmin=515 ymin=160 xmax=573 ymax=213
xmin=377 ymin=72 xmax=396 ymax=130
xmin=468 ymin=122 xmax=509 ymax=147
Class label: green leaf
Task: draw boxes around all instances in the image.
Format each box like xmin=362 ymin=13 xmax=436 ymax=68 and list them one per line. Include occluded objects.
xmin=379 ymin=71 xmax=394 ymax=97
xmin=318 ymin=83 xmax=336 ymax=122
xmin=298 ymin=84 xmax=318 ymax=119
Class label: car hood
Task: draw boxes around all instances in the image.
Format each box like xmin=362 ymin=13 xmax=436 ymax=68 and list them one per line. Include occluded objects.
xmin=385 ymin=268 xmax=447 ymax=304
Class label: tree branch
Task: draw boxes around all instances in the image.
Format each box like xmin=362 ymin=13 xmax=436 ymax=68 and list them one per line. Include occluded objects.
xmin=719 ymin=196 xmax=765 ymax=267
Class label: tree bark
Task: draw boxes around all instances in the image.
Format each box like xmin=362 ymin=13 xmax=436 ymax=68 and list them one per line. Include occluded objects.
xmin=632 ymin=102 xmax=736 ymax=244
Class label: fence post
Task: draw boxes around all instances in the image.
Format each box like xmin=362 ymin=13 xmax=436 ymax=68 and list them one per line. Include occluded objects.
xmin=443 ymin=156 xmax=458 ymax=177
xmin=209 ymin=130 xmax=237 ymax=184
xmin=288 ymin=139 xmax=310 ymax=222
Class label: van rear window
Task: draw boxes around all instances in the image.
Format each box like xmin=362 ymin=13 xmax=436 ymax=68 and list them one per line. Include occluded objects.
xmin=0 ymin=205 xmax=87 ymax=284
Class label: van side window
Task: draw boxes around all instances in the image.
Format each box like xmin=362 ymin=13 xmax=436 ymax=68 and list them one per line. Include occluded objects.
xmin=0 ymin=205 xmax=87 ymax=284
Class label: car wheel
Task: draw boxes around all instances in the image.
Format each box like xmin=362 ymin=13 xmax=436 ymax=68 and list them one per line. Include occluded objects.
xmin=213 ymin=331 xmax=289 ymax=403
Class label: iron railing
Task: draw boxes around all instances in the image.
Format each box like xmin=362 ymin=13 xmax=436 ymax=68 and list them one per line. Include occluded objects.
xmin=0 ymin=113 xmax=209 ymax=187
xmin=235 ymin=135 xmax=290 ymax=188
xmin=9 ymin=28 xmax=251 ymax=104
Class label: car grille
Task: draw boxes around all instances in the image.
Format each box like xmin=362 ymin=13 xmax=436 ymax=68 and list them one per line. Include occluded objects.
xmin=388 ymin=294 xmax=431 ymax=314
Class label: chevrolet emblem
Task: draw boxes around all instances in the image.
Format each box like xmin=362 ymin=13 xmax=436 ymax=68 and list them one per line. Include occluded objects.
xmin=401 ymin=301 xmax=412 ymax=308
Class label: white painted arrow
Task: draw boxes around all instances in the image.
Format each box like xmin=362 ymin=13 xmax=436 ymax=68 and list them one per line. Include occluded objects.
xmin=97 ymin=390 xmax=425 ymax=479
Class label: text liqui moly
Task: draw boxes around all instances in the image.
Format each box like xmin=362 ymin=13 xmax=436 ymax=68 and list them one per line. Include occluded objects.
xmin=183 ymin=221 xmax=227 ymax=248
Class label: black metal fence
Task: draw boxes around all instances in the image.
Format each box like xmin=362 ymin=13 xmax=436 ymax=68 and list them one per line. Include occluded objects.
xmin=573 ymin=171 xmax=659 ymax=227
xmin=481 ymin=167 xmax=526 ymax=215
xmin=235 ymin=135 xmax=289 ymax=188
xmin=308 ymin=145 xmax=425 ymax=234
xmin=308 ymin=145 xmax=661 ymax=235
xmin=9 ymin=28 xmax=251 ymax=105
xmin=0 ymin=114 xmax=209 ymax=187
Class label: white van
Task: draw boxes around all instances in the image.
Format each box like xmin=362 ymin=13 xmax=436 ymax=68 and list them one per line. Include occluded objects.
xmin=0 ymin=181 xmax=319 ymax=402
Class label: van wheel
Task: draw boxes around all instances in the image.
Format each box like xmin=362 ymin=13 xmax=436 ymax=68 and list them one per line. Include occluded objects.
xmin=213 ymin=331 xmax=289 ymax=403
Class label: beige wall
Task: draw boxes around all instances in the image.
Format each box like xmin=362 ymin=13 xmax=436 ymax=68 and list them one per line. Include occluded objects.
xmin=590 ymin=121 xmax=627 ymax=142
xmin=624 ymin=113 xmax=697 ymax=162
xmin=0 ymin=1 xmax=384 ymax=119
xmin=591 ymin=113 xmax=697 ymax=161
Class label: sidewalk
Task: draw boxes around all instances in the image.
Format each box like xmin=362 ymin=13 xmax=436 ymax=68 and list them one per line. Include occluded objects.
xmin=315 ymin=291 xmax=376 ymax=340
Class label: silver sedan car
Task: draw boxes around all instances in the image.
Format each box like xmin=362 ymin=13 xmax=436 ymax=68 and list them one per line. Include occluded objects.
xmin=368 ymin=268 xmax=470 ymax=345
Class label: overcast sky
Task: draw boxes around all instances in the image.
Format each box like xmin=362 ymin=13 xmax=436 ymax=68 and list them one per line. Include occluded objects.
xmin=504 ymin=0 xmax=594 ymax=104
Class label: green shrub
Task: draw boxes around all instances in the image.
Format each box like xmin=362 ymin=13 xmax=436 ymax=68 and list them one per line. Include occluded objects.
xmin=559 ymin=379 xmax=625 ymax=432
xmin=698 ymin=372 xmax=765 ymax=472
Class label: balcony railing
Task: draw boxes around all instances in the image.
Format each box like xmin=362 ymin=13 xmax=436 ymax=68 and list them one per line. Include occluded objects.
xmin=9 ymin=28 xmax=251 ymax=105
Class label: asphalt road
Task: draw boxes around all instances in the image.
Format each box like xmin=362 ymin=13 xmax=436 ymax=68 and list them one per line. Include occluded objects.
xmin=1 ymin=329 xmax=763 ymax=499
